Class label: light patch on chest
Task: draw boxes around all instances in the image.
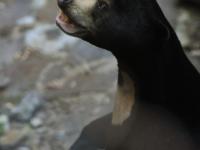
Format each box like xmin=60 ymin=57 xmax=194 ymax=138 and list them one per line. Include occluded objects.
xmin=74 ymin=0 xmax=97 ymax=11
xmin=112 ymin=72 xmax=135 ymax=125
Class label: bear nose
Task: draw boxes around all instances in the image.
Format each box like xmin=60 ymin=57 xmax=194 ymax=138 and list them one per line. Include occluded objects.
xmin=58 ymin=0 xmax=72 ymax=9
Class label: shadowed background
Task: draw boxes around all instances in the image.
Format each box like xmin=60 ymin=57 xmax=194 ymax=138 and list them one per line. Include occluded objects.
xmin=0 ymin=0 xmax=199 ymax=149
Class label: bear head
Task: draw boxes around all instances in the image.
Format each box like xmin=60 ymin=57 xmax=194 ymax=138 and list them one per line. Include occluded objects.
xmin=56 ymin=0 xmax=170 ymax=55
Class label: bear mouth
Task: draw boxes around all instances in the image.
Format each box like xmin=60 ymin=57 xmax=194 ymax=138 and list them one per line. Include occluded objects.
xmin=56 ymin=10 xmax=86 ymax=36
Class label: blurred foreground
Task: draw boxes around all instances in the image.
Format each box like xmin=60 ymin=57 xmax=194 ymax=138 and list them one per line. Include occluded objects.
xmin=0 ymin=0 xmax=199 ymax=149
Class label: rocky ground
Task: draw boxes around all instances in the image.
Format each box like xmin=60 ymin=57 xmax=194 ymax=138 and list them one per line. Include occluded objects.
xmin=0 ymin=0 xmax=199 ymax=150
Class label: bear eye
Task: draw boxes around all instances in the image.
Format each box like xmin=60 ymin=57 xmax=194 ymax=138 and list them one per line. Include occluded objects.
xmin=97 ymin=0 xmax=108 ymax=10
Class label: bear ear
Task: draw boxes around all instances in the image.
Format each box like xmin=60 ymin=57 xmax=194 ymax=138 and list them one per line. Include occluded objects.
xmin=145 ymin=0 xmax=171 ymax=41
xmin=153 ymin=18 xmax=171 ymax=41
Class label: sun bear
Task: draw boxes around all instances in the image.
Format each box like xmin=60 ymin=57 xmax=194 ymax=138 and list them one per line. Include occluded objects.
xmin=56 ymin=0 xmax=200 ymax=149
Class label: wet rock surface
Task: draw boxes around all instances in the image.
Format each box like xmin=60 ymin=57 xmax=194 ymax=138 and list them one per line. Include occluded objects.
xmin=0 ymin=0 xmax=199 ymax=149
xmin=11 ymin=91 xmax=44 ymax=122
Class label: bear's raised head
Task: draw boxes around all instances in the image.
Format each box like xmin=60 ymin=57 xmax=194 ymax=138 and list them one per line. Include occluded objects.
xmin=56 ymin=0 xmax=170 ymax=54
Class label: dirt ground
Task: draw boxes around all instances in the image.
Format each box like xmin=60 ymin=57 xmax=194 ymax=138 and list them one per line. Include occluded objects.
xmin=0 ymin=0 xmax=199 ymax=150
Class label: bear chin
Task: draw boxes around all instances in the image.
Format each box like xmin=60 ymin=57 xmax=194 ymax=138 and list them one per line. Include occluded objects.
xmin=56 ymin=10 xmax=87 ymax=36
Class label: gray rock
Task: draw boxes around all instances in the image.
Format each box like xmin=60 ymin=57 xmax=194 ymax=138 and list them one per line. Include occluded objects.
xmin=54 ymin=130 xmax=66 ymax=141
xmin=17 ymin=146 xmax=31 ymax=150
xmin=0 ymin=2 xmax=6 ymax=10
xmin=16 ymin=16 xmax=36 ymax=27
xmin=31 ymin=0 xmax=47 ymax=10
xmin=0 ymin=127 xmax=31 ymax=150
xmin=0 ymin=75 xmax=11 ymax=89
xmin=24 ymin=24 xmax=78 ymax=55
xmin=11 ymin=91 xmax=44 ymax=122
xmin=30 ymin=117 xmax=43 ymax=128
xmin=176 ymin=10 xmax=191 ymax=47
xmin=157 ymin=0 xmax=178 ymax=26
xmin=0 ymin=115 xmax=10 ymax=135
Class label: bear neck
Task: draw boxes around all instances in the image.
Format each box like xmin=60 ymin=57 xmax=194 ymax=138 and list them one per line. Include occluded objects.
xmin=112 ymin=32 xmax=200 ymax=115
